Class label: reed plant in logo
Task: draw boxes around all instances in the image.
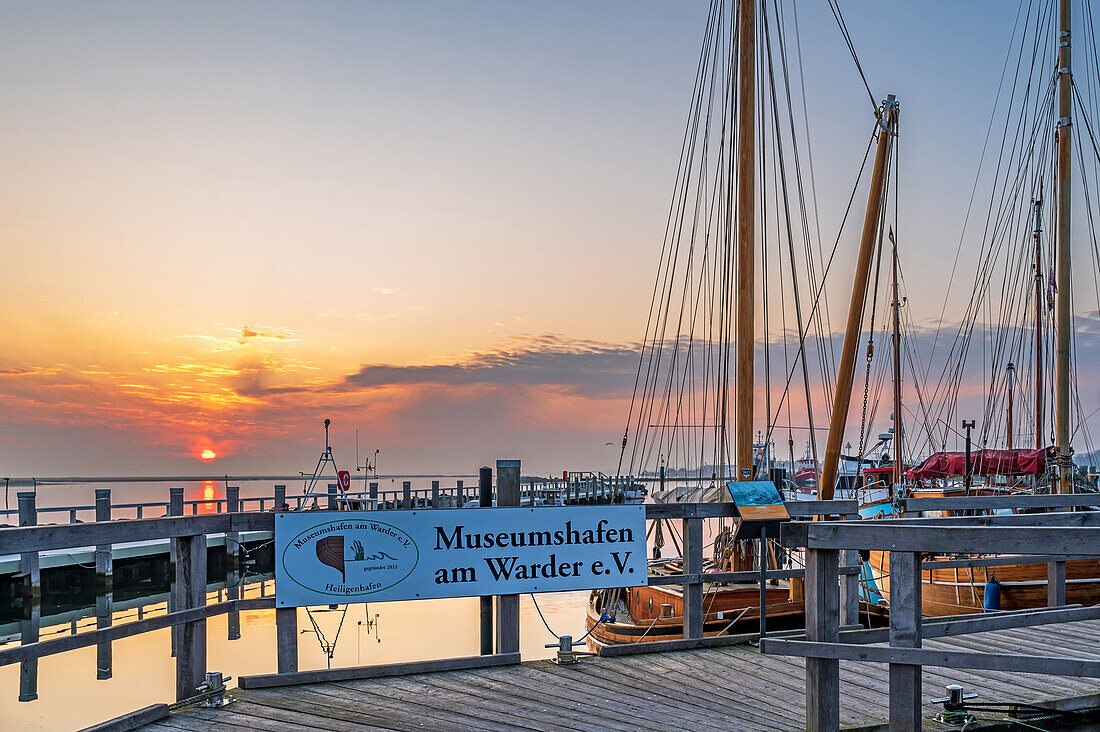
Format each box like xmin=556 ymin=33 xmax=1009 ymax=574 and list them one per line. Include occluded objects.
xmin=351 ymin=540 xmax=366 ymax=561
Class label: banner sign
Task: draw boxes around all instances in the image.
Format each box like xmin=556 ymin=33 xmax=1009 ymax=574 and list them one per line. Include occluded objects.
xmin=275 ymin=506 xmax=647 ymax=607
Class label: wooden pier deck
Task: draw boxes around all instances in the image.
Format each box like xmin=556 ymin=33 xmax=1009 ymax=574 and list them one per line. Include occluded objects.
xmin=138 ymin=619 xmax=1100 ymax=731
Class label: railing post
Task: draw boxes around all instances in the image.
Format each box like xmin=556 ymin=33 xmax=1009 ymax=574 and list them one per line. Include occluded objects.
xmin=888 ymin=550 xmax=923 ymax=731
xmin=95 ymin=489 xmax=113 ymax=679
xmin=840 ymin=513 xmax=860 ymax=626
xmin=174 ymin=533 xmax=207 ymax=702
xmin=226 ymin=485 xmax=241 ymax=641
xmin=431 ymin=480 xmax=440 ymax=508
xmin=274 ymin=484 xmax=287 ymax=510
xmin=479 ymin=467 xmax=494 ymax=655
xmin=805 ymin=547 xmax=839 ymax=732
xmin=456 ymin=479 xmax=464 ymax=505
xmin=169 ymin=487 xmax=183 ymax=657
xmin=276 ymin=607 xmax=298 ymax=673
xmin=682 ymin=510 xmax=703 ymax=639
xmin=327 ymin=483 xmax=338 ymax=511
xmin=1048 ymin=560 xmax=1067 ymax=606
xmin=495 ymin=460 xmax=520 ymax=655
xmin=18 ymin=492 xmax=39 ymax=702
xmin=402 ymin=481 xmax=412 ymax=509
xmin=369 ymin=482 xmax=378 ymax=510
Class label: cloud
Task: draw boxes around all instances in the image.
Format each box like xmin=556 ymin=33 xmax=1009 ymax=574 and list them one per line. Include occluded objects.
xmin=241 ymin=326 xmax=295 ymax=341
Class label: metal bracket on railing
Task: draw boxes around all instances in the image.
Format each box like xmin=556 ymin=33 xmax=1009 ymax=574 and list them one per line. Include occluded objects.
xmin=545 ymin=635 xmax=596 ymax=666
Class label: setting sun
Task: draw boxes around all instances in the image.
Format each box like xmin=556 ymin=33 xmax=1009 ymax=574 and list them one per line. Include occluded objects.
xmin=200 ymin=449 xmax=216 ymax=460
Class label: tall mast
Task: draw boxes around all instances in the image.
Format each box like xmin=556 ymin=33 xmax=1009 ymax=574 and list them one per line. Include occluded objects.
xmin=735 ymin=0 xmax=756 ymax=479
xmin=1007 ymin=362 xmax=1016 ymax=451
xmin=1033 ymin=196 xmax=1044 ymax=450
xmin=819 ymin=96 xmax=899 ymax=501
xmin=891 ymin=229 xmax=903 ymax=489
xmin=1055 ymin=0 xmax=1072 ymax=493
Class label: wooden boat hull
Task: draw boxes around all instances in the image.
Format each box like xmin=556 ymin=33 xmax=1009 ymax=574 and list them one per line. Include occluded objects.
xmin=867 ymin=551 xmax=1100 ymax=616
xmin=585 ymin=584 xmax=803 ymax=646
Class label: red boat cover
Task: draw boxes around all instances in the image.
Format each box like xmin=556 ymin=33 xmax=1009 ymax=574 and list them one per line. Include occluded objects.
xmin=904 ymin=448 xmax=1047 ymax=480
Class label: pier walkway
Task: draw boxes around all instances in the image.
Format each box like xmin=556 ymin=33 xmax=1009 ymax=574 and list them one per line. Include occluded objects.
xmin=139 ymin=619 xmax=1100 ymax=732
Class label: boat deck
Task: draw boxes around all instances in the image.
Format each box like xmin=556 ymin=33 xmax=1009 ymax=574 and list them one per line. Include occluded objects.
xmin=140 ymin=619 xmax=1100 ymax=731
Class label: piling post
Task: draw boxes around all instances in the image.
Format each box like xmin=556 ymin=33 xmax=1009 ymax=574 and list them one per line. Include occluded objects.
xmin=888 ymin=551 xmax=922 ymax=731
xmin=457 ymin=479 xmax=464 ymax=505
xmin=495 ymin=460 xmax=521 ymax=655
xmin=402 ymin=481 xmax=412 ymax=509
xmin=327 ymin=484 xmax=338 ymax=511
xmin=95 ymin=489 xmax=113 ymax=679
xmin=804 ymin=547 xmax=839 ymax=731
xmin=169 ymin=487 xmax=183 ymax=657
xmin=1048 ymin=560 xmax=1067 ymax=606
xmin=276 ymin=607 xmax=298 ymax=673
xmin=174 ymin=533 xmax=207 ymax=701
xmin=431 ymin=480 xmax=440 ymax=508
xmin=682 ymin=512 xmax=703 ymax=639
xmin=369 ymin=482 xmax=378 ymax=510
xmin=225 ymin=485 xmax=241 ymax=641
xmin=18 ymin=492 xmax=39 ymax=702
xmin=274 ymin=484 xmax=286 ymax=510
xmin=478 ymin=467 xmax=493 ymax=654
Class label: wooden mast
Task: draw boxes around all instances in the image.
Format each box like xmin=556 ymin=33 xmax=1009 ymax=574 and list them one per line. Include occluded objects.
xmin=1033 ymin=196 xmax=1044 ymax=449
xmin=819 ymin=96 xmax=898 ymax=501
xmin=891 ymin=229 xmax=903 ymax=488
xmin=735 ymin=0 xmax=756 ymax=479
xmin=1055 ymin=0 xmax=1072 ymax=493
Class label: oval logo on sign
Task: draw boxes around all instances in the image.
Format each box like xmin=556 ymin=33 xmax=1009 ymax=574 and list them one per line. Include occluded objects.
xmin=280 ymin=519 xmax=419 ymax=597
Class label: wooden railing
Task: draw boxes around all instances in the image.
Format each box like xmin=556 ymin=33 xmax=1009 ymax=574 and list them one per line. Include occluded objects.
xmin=0 ymin=462 xmax=856 ymax=709
xmin=763 ymin=493 xmax=1100 ymax=731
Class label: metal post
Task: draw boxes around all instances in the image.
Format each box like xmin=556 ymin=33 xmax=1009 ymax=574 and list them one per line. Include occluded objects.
xmin=327 ymin=483 xmax=338 ymax=511
xmin=95 ymin=489 xmax=113 ymax=679
xmin=18 ymin=492 xmax=39 ymax=702
xmin=889 ymin=551 xmax=922 ymax=731
xmin=682 ymin=514 xmax=703 ymax=639
xmin=402 ymin=481 xmax=412 ymax=510
xmin=804 ymin=548 xmax=839 ymax=732
xmin=274 ymin=484 xmax=286 ymax=510
xmin=431 ymin=480 xmax=440 ymax=508
xmin=495 ymin=460 xmax=520 ymax=654
xmin=276 ymin=607 xmax=298 ymax=673
xmin=174 ymin=534 xmax=207 ymax=702
xmin=225 ymin=485 xmax=241 ymax=641
xmin=1048 ymin=560 xmax=1067 ymax=606
xmin=478 ymin=467 xmax=493 ymax=654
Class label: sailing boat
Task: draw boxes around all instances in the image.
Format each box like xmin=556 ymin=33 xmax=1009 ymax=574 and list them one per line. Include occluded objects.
xmin=586 ymin=0 xmax=892 ymax=646
xmin=838 ymin=0 xmax=1100 ymax=616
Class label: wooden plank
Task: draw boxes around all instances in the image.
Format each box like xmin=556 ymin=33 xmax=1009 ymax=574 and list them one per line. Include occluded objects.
xmin=903 ymin=494 xmax=1100 ymax=511
xmin=837 ymin=604 xmax=1100 ymax=645
xmin=888 ymin=551 xmax=922 ymax=731
xmin=595 ymin=630 xmax=761 ymax=656
xmin=18 ymin=491 xmax=39 ymax=702
xmin=79 ymin=704 xmax=168 ymax=732
xmin=234 ymin=688 xmax=435 ymax=732
xmin=762 ymin=638 xmax=1100 ymax=676
xmin=95 ymin=488 xmax=113 ymax=680
xmin=798 ymin=523 xmax=1100 ymax=554
xmin=1049 ymin=560 xmax=1068 ymax=606
xmin=0 ymin=598 xmax=271 ymax=666
xmin=0 ymin=512 xmax=274 ymax=554
xmin=238 ymin=651 xmax=519 ymax=688
xmin=804 ymin=547 xmax=840 ymax=731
